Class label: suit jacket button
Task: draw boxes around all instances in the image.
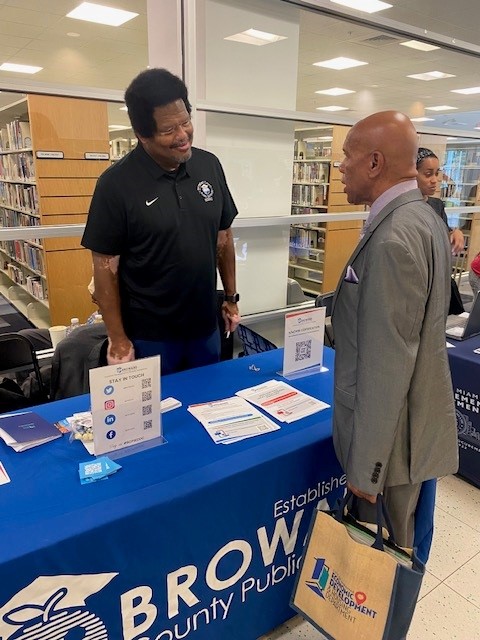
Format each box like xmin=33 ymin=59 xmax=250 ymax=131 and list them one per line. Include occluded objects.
xmin=375 ymin=462 xmax=382 ymax=468
xmin=372 ymin=478 xmax=378 ymax=484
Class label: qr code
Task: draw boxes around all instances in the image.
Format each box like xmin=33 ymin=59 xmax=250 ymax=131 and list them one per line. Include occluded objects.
xmin=142 ymin=404 xmax=152 ymax=416
xmin=295 ymin=339 xmax=312 ymax=362
xmin=142 ymin=378 xmax=152 ymax=389
xmin=85 ymin=462 xmax=102 ymax=475
xmin=144 ymin=420 xmax=152 ymax=430
xmin=142 ymin=390 xmax=152 ymax=402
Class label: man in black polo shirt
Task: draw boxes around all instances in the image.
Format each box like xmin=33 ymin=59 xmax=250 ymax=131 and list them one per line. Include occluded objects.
xmin=82 ymin=68 xmax=239 ymax=374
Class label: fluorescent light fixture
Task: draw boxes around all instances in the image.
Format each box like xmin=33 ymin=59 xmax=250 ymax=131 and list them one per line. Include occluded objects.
xmin=0 ymin=62 xmax=42 ymax=74
xmin=410 ymin=117 xmax=435 ymax=122
xmin=400 ymin=40 xmax=439 ymax=51
xmin=451 ymin=86 xmax=480 ymax=95
xmin=318 ymin=136 xmax=333 ymax=141
xmin=447 ymin=137 xmax=458 ymax=140
xmin=330 ymin=0 xmax=392 ymax=13
xmin=224 ymin=28 xmax=287 ymax=46
xmin=314 ymin=57 xmax=367 ymax=70
xmin=315 ymin=87 xmax=355 ymax=96
xmin=119 ymin=106 xmax=128 ymax=111
xmin=407 ymin=71 xmax=455 ymax=81
xmin=66 ymin=2 xmax=138 ymax=27
xmin=108 ymin=124 xmax=130 ymax=131
xmin=316 ymin=105 xmax=349 ymax=112
xmin=425 ymin=105 xmax=458 ymax=111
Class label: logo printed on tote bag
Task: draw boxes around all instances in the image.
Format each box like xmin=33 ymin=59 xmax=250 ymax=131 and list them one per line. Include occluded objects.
xmin=306 ymin=558 xmax=377 ymax=619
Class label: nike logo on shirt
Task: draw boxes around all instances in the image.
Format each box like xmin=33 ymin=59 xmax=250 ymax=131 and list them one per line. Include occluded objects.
xmin=146 ymin=197 xmax=159 ymax=206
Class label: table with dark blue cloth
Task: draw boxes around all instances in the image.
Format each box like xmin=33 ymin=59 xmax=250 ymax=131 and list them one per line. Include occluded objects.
xmin=447 ymin=334 xmax=480 ymax=488
xmin=0 ymin=348 xmax=345 ymax=640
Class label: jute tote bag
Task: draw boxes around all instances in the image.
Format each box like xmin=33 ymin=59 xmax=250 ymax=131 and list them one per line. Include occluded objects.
xmin=291 ymin=493 xmax=425 ymax=640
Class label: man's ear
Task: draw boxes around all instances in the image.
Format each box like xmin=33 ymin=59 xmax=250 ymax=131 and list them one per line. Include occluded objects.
xmin=369 ymin=151 xmax=383 ymax=175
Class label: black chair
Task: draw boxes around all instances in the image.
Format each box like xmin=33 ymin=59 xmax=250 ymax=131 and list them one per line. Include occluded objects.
xmin=0 ymin=332 xmax=49 ymax=404
xmin=315 ymin=291 xmax=335 ymax=348
xmin=237 ymin=324 xmax=277 ymax=356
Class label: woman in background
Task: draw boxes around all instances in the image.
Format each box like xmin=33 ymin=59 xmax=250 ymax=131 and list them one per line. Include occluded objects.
xmin=416 ymin=147 xmax=465 ymax=254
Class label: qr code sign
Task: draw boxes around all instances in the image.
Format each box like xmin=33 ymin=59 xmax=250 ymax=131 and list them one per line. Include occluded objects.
xmin=142 ymin=378 xmax=152 ymax=389
xmin=142 ymin=405 xmax=152 ymax=416
xmin=144 ymin=420 xmax=152 ymax=430
xmin=142 ymin=390 xmax=152 ymax=402
xmin=295 ymin=339 xmax=312 ymax=362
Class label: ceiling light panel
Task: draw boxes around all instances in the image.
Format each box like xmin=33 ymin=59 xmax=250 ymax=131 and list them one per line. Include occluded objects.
xmin=407 ymin=71 xmax=455 ymax=81
xmin=315 ymin=87 xmax=355 ymax=96
xmin=224 ymin=29 xmax=287 ymax=46
xmin=425 ymin=105 xmax=458 ymax=111
xmin=313 ymin=57 xmax=367 ymax=70
xmin=400 ymin=40 xmax=440 ymax=52
xmin=451 ymin=87 xmax=480 ymax=95
xmin=316 ymin=105 xmax=349 ymax=111
xmin=410 ymin=117 xmax=435 ymax=122
xmin=330 ymin=0 xmax=392 ymax=13
xmin=0 ymin=63 xmax=42 ymax=74
xmin=66 ymin=2 xmax=138 ymax=27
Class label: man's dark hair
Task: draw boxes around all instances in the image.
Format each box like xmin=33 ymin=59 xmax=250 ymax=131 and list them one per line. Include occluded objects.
xmin=125 ymin=68 xmax=192 ymax=138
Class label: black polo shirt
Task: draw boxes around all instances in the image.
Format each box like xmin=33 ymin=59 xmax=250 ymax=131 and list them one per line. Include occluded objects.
xmin=81 ymin=145 xmax=238 ymax=340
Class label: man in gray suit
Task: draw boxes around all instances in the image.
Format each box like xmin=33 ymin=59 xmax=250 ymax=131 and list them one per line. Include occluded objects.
xmin=331 ymin=110 xmax=458 ymax=547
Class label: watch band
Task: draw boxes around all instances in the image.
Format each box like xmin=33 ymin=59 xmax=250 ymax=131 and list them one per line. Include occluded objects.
xmin=224 ymin=293 xmax=240 ymax=303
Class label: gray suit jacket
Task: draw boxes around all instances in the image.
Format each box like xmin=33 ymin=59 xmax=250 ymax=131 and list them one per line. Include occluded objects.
xmin=331 ymin=188 xmax=458 ymax=494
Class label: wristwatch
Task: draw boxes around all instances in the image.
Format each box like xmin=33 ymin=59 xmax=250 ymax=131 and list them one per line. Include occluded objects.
xmin=224 ymin=293 xmax=240 ymax=303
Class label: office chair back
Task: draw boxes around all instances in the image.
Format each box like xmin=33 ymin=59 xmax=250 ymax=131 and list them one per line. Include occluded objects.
xmin=314 ymin=291 xmax=335 ymax=316
xmin=237 ymin=324 xmax=277 ymax=356
xmin=314 ymin=291 xmax=335 ymax=348
xmin=0 ymin=332 xmax=48 ymax=402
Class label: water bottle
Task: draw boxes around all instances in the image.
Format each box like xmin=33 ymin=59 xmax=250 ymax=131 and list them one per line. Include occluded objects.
xmin=66 ymin=317 xmax=80 ymax=336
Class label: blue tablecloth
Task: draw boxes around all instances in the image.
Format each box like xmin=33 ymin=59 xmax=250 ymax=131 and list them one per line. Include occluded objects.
xmin=447 ymin=335 xmax=480 ymax=487
xmin=0 ymin=349 xmax=345 ymax=640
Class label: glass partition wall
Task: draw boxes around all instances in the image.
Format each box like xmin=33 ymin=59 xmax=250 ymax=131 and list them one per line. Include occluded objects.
xmin=1 ymin=0 xmax=480 ymax=331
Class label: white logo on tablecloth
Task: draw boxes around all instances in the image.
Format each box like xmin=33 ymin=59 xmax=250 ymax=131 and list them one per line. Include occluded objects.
xmin=0 ymin=574 xmax=117 ymax=640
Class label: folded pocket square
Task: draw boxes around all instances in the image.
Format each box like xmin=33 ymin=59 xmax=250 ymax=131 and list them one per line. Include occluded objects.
xmin=344 ymin=265 xmax=359 ymax=284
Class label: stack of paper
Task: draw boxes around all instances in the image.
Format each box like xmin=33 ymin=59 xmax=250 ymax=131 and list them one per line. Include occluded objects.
xmin=0 ymin=411 xmax=62 ymax=452
xmin=188 ymin=396 xmax=280 ymax=444
xmin=236 ymin=380 xmax=330 ymax=423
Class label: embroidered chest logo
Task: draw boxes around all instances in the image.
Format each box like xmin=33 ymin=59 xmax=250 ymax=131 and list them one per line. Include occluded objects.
xmin=197 ymin=181 xmax=214 ymax=202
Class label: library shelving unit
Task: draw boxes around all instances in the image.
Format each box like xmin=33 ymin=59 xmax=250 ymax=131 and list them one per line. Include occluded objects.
xmin=0 ymin=94 xmax=110 ymax=326
xmin=289 ymin=125 xmax=364 ymax=296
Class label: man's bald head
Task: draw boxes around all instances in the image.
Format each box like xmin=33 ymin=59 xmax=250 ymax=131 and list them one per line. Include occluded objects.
xmin=340 ymin=111 xmax=418 ymax=206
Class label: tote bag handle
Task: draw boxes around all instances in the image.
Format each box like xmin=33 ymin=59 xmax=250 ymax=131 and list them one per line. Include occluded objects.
xmin=334 ymin=490 xmax=397 ymax=550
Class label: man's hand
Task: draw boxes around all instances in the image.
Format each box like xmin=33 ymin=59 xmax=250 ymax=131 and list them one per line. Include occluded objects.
xmin=450 ymin=229 xmax=465 ymax=254
xmin=222 ymin=302 xmax=240 ymax=335
xmin=107 ymin=337 xmax=135 ymax=365
xmin=347 ymin=481 xmax=377 ymax=504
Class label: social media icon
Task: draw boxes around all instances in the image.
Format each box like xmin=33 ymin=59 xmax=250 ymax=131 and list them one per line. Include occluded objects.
xmin=105 ymin=414 xmax=116 ymax=425
xmin=106 ymin=430 xmax=116 ymax=440
xmin=104 ymin=399 xmax=115 ymax=410
xmin=104 ymin=385 xmax=114 ymax=395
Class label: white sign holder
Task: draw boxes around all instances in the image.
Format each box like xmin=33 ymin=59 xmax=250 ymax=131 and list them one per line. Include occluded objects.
xmin=279 ymin=307 xmax=328 ymax=380
xmin=89 ymin=355 xmax=165 ymax=459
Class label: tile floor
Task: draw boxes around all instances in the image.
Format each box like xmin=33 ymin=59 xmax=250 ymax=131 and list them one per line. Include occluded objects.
xmin=259 ymin=474 xmax=480 ymax=640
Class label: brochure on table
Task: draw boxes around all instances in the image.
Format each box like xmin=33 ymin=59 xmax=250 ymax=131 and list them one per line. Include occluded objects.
xmin=188 ymin=396 xmax=280 ymax=444
xmin=89 ymin=355 xmax=163 ymax=457
xmin=281 ymin=306 xmax=326 ymax=378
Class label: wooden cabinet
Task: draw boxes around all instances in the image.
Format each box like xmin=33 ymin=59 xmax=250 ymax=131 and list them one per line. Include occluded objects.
xmin=289 ymin=125 xmax=364 ymax=296
xmin=0 ymin=94 xmax=110 ymax=326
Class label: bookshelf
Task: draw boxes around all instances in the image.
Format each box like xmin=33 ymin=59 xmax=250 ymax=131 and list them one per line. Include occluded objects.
xmin=0 ymin=94 xmax=110 ymax=326
xmin=289 ymin=125 xmax=364 ymax=296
